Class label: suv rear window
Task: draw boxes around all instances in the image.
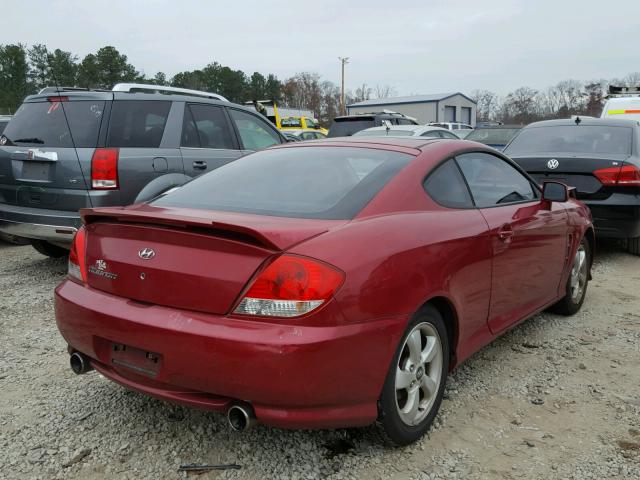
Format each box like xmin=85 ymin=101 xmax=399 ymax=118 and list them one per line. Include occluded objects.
xmin=153 ymin=146 xmax=412 ymax=219
xmin=2 ymin=101 xmax=105 ymax=148
xmin=107 ymin=100 xmax=171 ymax=148
xmin=505 ymin=125 xmax=632 ymax=155
xmin=328 ymin=118 xmax=375 ymax=137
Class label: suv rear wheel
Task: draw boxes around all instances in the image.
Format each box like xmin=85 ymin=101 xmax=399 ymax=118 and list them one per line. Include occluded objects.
xmin=31 ymin=240 xmax=68 ymax=258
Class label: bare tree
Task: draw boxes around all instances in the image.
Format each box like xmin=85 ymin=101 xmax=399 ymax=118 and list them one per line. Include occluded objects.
xmin=373 ymin=84 xmax=397 ymax=99
xmin=470 ymin=89 xmax=500 ymax=121
xmin=353 ymin=83 xmax=372 ymax=103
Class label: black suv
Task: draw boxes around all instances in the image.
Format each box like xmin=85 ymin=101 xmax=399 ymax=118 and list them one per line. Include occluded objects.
xmin=0 ymin=84 xmax=286 ymax=256
xmin=327 ymin=112 xmax=418 ymax=137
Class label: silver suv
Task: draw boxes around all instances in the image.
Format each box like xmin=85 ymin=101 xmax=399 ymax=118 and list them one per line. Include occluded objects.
xmin=0 ymin=84 xmax=286 ymax=256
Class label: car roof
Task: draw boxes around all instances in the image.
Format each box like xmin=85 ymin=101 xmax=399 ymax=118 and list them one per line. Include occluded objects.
xmin=357 ymin=125 xmax=448 ymax=133
xmin=524 ymin=117 xmax=640 ymax=128
xmin=272 ymin=136 xmax=491 ymax=154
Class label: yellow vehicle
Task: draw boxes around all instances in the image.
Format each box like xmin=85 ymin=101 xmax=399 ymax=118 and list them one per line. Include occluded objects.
xmin=280 ymin=116 xmax=328 ymax=135
xmin=244 ymin=100 xmax=327 ymax=134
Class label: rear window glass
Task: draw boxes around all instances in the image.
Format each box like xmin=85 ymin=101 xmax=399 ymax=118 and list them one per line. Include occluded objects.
xmin=107 ymin=100 xmax=171 ymax=148
xmin=466 ymin=128 xmax=520 ymax=146
xmin=505 ymin=125 xmax=633 ymax=155
xmin=328 ymin=118 xmax=375 ymax=137
xmin=2 ymin=101 xmax=105 ymax=148
xmin=153 ymin=147 xmax=412 ymax=219
xmin=0 ymin=121 xmax=8 ymax=135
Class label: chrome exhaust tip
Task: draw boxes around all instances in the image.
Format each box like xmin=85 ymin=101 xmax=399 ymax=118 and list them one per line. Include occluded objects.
xmin=69 ymin=352 xmax=93 ymax=375
xmin=227 ymin=404 xmax=255 ymax=432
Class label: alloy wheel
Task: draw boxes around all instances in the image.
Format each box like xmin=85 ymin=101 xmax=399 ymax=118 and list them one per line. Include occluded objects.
xmin=395 ymin=322 xmax=443 ymax=426
xmin=570 ymin=244 xmax=588 ymax=302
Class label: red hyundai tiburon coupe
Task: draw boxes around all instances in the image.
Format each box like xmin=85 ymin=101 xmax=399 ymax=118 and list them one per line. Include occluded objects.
xmin=55 ymin=138 xmax=593 ymax=445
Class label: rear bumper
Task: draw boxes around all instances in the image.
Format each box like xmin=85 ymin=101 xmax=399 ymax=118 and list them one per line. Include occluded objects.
xmin=585 ymin=194 xmax=640 ymax=239
xmin=55 ymin=280 xmax=407 ymax=429
xmin=0 ymin=203 xmax=80 ymax=243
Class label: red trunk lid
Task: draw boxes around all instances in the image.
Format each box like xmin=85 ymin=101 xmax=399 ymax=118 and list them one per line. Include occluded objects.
xmin=81 ymin=206 xmax=345 ymax=315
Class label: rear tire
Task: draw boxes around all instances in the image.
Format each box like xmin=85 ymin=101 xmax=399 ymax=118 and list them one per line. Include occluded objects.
xmin=550 ymin=238 xmax=590 ymax=316
xmin=31 ymin=240 xmax=68 ymax=258
xmin=628 ymin=237 xmax=640 ymax=256
xmin=378 ymin=305 xmax=449 ymax=446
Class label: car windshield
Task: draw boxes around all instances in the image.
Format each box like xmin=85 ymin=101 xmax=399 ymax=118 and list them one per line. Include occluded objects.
xmin=355 ymin=129 xmax=414 ymax=137
xmin=281 ymin=117 xmax=302 ymax=128
xmin=505 ymin=125 xmax=633 ymax=155
xmin=153 ymin=147 xmax=413 ymax=219
xmin=466 ymin=128 xmax=520 ymax=145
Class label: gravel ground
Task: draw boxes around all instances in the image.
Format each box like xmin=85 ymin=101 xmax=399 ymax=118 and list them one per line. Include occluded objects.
xmin=0 ymin=241 xmax=639 ymax=480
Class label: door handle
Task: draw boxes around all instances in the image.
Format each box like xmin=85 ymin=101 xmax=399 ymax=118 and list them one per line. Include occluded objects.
xmin=192 ymin=160 xmax=207 ymax=170
xmin=497 ymin=224 xmax=514 ymax=241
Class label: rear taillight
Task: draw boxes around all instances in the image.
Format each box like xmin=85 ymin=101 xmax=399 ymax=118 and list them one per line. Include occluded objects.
xmin=68 ymin=226 xmax=87 ymax=283
xmin=91 ymin=148 xmax=119 ymax=189
xmin=234 ymin=254 xmax=344 ymax=318
xmin=594 ymin=165 xmax=640 ymax=187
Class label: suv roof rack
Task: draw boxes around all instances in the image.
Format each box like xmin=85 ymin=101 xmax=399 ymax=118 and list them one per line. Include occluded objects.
xmin=608 ymin=85 xmax=640 ymax=97
xmin=112 ymin=83 xmax=228 ymax=101
xmin=38 ymin=86 xmax=112 ymax=94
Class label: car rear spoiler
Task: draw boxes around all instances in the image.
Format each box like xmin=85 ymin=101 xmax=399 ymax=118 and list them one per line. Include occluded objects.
xmin=80 ymin=207 xmax=335 ymax=251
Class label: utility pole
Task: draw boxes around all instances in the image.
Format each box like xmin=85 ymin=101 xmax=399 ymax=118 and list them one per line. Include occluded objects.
xmin=339 ymin=57 xmax=349 ymax=115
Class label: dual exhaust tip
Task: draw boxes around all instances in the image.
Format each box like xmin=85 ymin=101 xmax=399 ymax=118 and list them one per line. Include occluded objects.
xmin=69 ymin=351 xmax=256 ymax=431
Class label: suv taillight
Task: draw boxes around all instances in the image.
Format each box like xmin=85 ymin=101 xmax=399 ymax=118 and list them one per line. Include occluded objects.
xmin=68 ymin=226 xmax=88 ymax=283
xmin=594 ymin=164 xmax=640 ymax=187
xmin=233 ymin=254 xmax=345 ymax=318
xmin=91 ymin=148 xmax=119 ymax=189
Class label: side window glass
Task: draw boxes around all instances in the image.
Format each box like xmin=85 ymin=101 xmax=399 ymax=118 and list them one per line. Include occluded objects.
xmin=306 ymin=118 xmax=317 ymax=128
xmin=185 ymin=104 xmax=234 ymax=149
xmin=442 ymin=131 xmax=458 ymax=139
xmin=423 ymin=159 xmax=474 ymax=209
xmin=456 ymin=152 xmax=537 ymax=207
xmin=229 ymin=109 xmax=281 ymax=150
xmin=181 ymin=106 xmax=200 ymax=147
xmin=107 ymin=100 xmax=171 ymax=148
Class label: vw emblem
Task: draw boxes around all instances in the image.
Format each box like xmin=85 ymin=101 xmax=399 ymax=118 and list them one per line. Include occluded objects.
xmin=547 ymin=158 xmax=559 ymax=170
xmin=138 ymin=248 xmax=156 ymax=260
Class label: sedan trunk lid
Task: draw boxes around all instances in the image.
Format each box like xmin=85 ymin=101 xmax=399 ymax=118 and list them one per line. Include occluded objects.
xmin=81 ymin=205 xmax=346 ymax=315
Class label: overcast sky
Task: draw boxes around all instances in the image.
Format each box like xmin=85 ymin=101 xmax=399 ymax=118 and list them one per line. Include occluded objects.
xmin=3 ymin=0 xmax=638 ymax=96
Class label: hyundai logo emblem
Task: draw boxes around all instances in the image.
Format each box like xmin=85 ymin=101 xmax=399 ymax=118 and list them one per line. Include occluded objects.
xmin=138 ymin=248 xmax=156 ymax=260
xmin=547 ymin=159 xmax=559 ymax=170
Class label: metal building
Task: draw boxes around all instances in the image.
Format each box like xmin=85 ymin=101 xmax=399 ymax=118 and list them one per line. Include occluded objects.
xmin=347 ymin=92 xmax=477 ymax=126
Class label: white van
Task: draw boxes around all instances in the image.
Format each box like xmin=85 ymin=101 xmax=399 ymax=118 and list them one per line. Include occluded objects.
xmin=601 ymin=86 xmax=640 ymax=120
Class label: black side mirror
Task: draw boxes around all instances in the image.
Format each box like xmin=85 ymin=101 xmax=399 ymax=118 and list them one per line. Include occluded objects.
xmin=542 ymin=181 xmax=568 ymax=202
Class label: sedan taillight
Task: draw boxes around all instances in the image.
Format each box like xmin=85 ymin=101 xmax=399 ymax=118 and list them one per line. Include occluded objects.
xmin=68 ymin=226 xmax=88 ymax=283
xmin=234 ymin=254 xmax=345 ymax=318
xmin=594 ymin=164 xmax=640 ymax=187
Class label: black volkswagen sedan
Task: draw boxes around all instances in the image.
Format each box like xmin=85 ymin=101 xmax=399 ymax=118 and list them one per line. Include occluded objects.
xmin=504 ymin=117 xmax=640 ymax=255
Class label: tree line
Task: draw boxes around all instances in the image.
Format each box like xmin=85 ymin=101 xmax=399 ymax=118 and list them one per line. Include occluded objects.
xmin=1 ymin=43 xmax=639 ymax=125
xmin=472 ymin=72 xmax=640 ymax=125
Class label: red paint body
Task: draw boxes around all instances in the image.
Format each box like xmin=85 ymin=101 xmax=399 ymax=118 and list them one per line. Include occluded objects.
xmin=55 ymin=138 xmax=593 ymax=429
